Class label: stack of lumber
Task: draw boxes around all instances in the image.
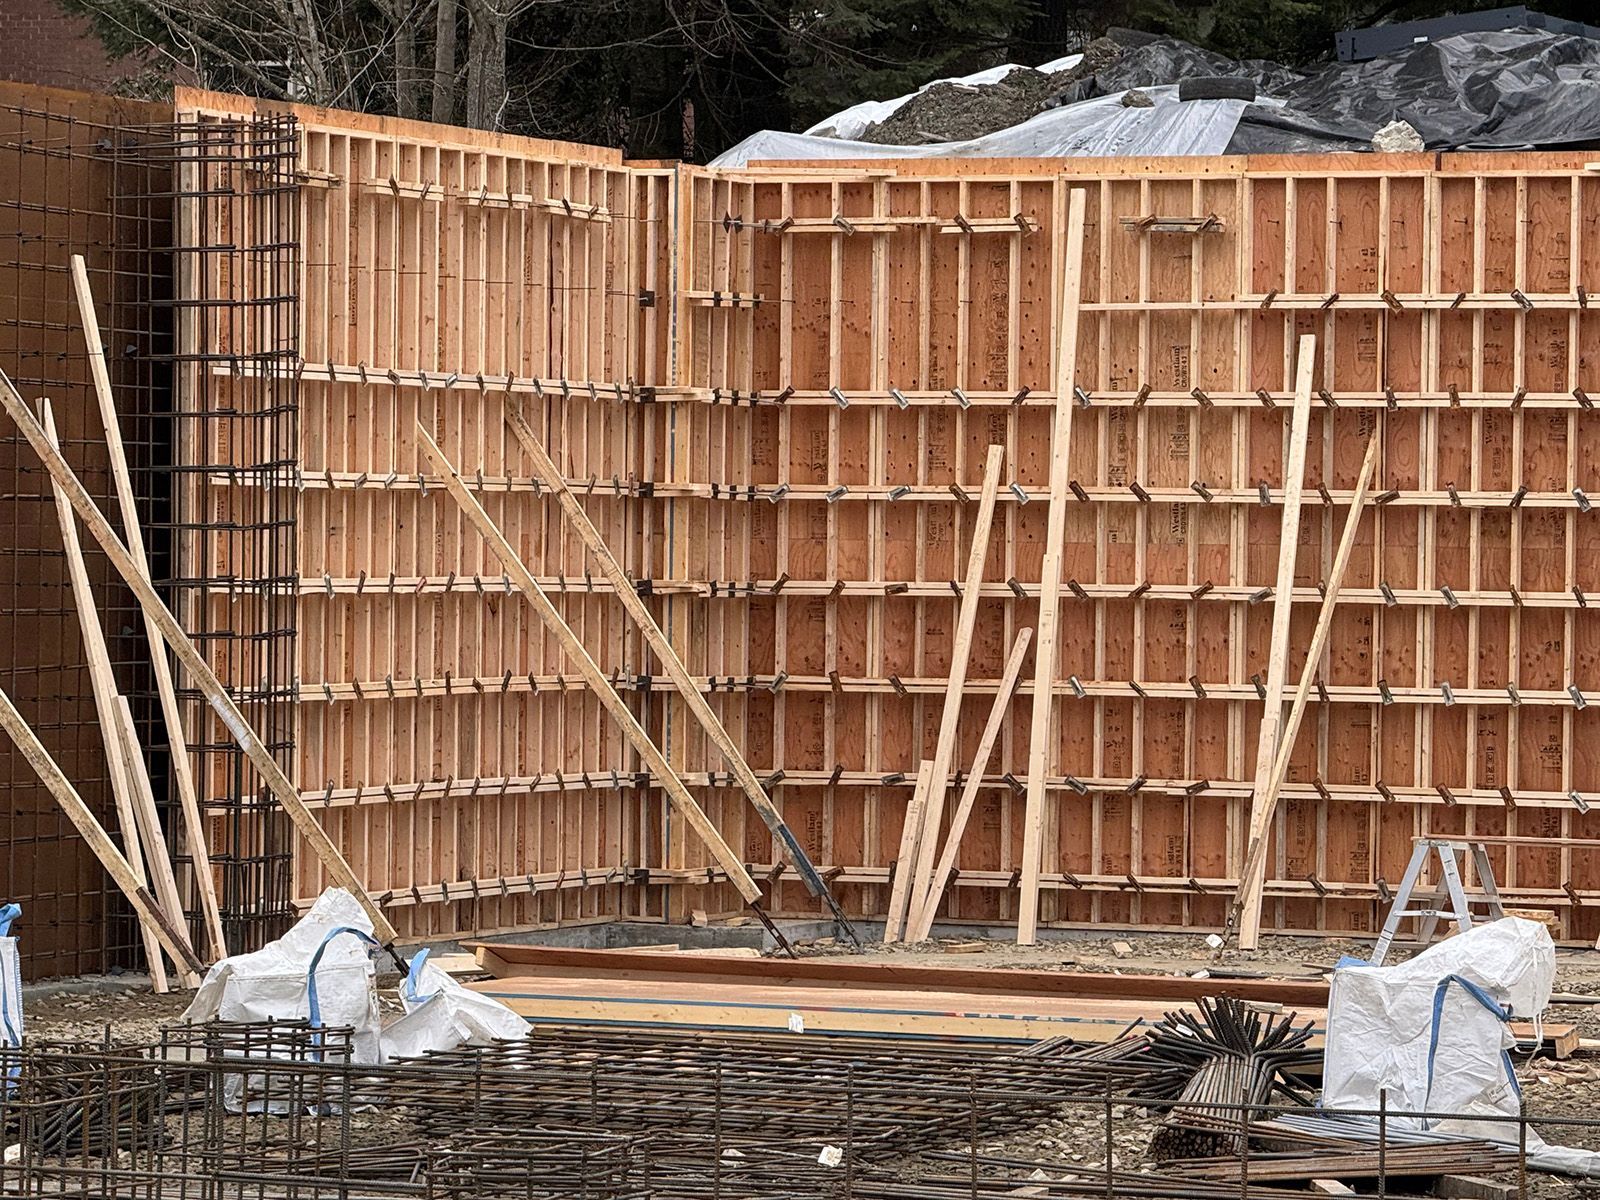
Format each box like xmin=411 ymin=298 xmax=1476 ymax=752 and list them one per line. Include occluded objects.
xmin=466 ymin=944 xmax=1578 ymax=1058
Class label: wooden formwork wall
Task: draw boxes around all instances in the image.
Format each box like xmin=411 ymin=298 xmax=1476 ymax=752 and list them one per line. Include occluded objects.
xmin=173 ymin=92 xmax=1600 ymax=944
xmin=179 ymin=91 xmax=673 ymax=940
xmin=660 ymin=155 xmax=1600 ymax=941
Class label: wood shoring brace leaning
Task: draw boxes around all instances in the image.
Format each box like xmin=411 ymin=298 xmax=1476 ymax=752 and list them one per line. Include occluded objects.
xmin=906 ymin=627 xmax=1034 ymax=943
xmin=40 ymin=397 xmax=197 ymax=989
xmin=1229 ymin=335 xmax=1316 ymax=947
xmin=415 ymin=421 xmax=795 ymax=954
xmin=71 ymin=254 xmax=228 ymax=959
xmin=502 ymin=399 xmax=858 ymax=947
xmin=1231 ymin=426 xmax=1380 ymax=948
xmin=904 ymin=443 xmax=1006 ymax=931
xmin=0 ymin=681 xmax=203 ymax=975
xmin=1018 ymin=185 xmax=1088 ymax=945
xmin=0 ymin=368 xmax=400 ymax=950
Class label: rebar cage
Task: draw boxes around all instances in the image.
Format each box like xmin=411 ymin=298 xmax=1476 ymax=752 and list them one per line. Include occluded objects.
xmin=0 ymin=89 xmax=303 ymax=977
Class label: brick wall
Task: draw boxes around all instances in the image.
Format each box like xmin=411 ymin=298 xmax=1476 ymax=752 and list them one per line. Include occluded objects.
xmin=0 ymin=0 xmax=146 ymax=92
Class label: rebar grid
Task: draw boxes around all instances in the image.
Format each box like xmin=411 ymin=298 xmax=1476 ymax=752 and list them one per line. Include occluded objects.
xmin=2 ymin=1018 xmax=1571 ymax=1200
xmin=0 ymin=98 xmax=176 ymax=977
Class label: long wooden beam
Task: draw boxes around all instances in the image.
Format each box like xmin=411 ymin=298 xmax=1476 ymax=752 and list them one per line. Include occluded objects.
xmin=906 ymin=627 xmax=1033 ymax=943
xmin=1234 ymin=336 xmax=1316 ymax=943
xmin=0 ymin=680 xmax=202 ymax=975
xmin=1018 ymin=186 xmax=1087 ymax=945
xmin=883 ymin=759 xmax=933 ymax=943
xmin=41 ymin=398 xmax=192 ymax=988
xmin=0 ymin=369 xmax=398 ymax=945
xmin=906 ymin=443 xmax=1005 ymax=925
xmin=415 ymin=420 xmax=764 ymax=906
xmin=71 ymin=255 xmax=227 ymax=959
xmin=501 ymin=399 xmax=852 ymax=936
xmin=1234 ymin=431 xmax=1379 ymax=947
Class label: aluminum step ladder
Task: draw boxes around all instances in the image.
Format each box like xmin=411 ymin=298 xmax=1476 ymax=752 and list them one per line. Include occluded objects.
xmin=1369 ymin=837 xmax=1506 ymax=966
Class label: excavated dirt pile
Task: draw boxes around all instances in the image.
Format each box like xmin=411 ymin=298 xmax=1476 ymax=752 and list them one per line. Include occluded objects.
xmin=860 ymin=37 xmax=1124 ymax=145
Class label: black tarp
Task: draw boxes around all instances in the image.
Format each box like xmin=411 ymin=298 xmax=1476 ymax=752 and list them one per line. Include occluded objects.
xmin=1077 ymin=25 xmax=1600 ymax=153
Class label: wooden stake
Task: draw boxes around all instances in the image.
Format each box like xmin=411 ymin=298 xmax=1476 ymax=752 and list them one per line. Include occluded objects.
xmin=907 ymin=627 xmax=1033 ymax=942
xmin=415 ymin=420 xmax=764 ymax=905
xmin=1235 ymin=334 xmax=1316 ymax=945
xmin=884 ymin=759 xmax=933 ymax=943
xmin=0 ymin=369 xmax=398 ymax=945
xmin=0 ymin=680 xmax=202 ymax=975
xmin=116 ymin=694 xmax=201 ymax=986
xmin=906 ymin=443 xmax=1005 ymax=923
xmin=71 ymin=255 xmax=227 ymax=960
xmin=41 ymin=399 xmax=180 ymax=989
xmin=1018 ymin=187 xmax=1087 ymax=945
xmin=1235 ymin=431 xmax=1378 ymax=948
xmin=502 ymin=400 xmax=843 ymax=922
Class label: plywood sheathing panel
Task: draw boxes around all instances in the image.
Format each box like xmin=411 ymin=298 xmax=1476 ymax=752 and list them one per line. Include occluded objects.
xmin=650 ymin=154 xmax=1600 ymax=940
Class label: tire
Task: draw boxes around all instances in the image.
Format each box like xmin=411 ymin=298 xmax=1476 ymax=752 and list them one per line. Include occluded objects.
xmin=1177 ymin=76 xmax=1258 ymax=102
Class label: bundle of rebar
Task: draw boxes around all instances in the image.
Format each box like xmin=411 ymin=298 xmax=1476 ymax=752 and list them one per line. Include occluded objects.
xmin=381 ymin=1025 xmax=1191 ymax=1155
xmin=1144 ymin=997 xmax=1318 ymax=1161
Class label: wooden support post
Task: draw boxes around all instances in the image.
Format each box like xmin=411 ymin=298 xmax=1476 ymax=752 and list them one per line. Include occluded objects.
xmin=884 ymin=759 xmax=933 ymax=944
xmin=1235 ymin=432 xmax=1379 ymax=948
xmin=1018 ymin=186 xmax=1087 ymax=945
xmin=41 ymin=398 xmax=192 ymax=988
xmin=71 ymin=255 xmax=227 ymax=960
xmin=415 ymin=420 xmax=764 ymax=905
xmin=502 ymin=400 xmax=849 ymax=931
xmin=1234 ymin=334 xmax=1317 ymax=947
xmin=0 ymin=370 xmax=398 ymax=945
xmin=907 ymin=627 xmax=1033 ymax=943
xmin=905 ymin=444 xmax=1005 ymax=924
xmin=0 ymin=680 xmax=203 ymax=976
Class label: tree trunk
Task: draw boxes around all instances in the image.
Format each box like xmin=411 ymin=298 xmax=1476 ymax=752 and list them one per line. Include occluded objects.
xmin=393 ymin=1 xmax=420 ymax=119
xmin=431 ymin=0 xmax=458 ymax=123
xmin=464 ymin=0 xmax=508 ymax=130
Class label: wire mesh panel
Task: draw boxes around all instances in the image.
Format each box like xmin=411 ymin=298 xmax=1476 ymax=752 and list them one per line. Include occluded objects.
xmin=0 ymin=86 xmax=177 ymax=978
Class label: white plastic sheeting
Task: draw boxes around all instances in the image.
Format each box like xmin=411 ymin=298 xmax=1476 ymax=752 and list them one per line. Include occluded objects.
xmin=1323 ymin=917 xmax=1600 ymax=1177
xmin=801 ymin=54 xmax=1082 ymax=141
xmin=382 ymin=947 xmax=527 ymax=1060
xmin=712 ymin=86 xmax=1265 ymax=166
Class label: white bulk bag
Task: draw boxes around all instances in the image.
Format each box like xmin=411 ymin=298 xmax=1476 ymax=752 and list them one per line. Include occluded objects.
xmin=1 ymin=903 xmax=21 ymax=1054
xmin=1324 ymin=917 xmax=1549 ymax=1138
xmin=185 ymin=888 xmax=384 ymax=1066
